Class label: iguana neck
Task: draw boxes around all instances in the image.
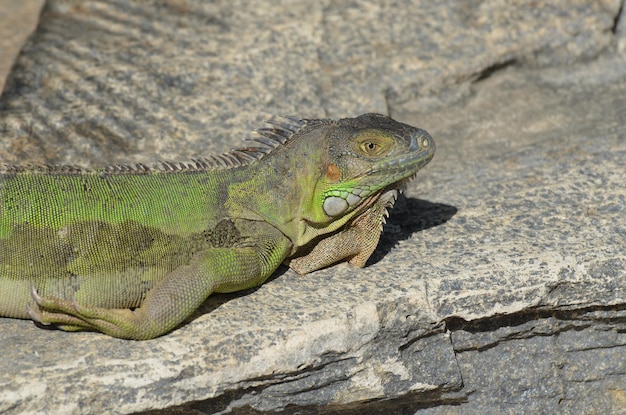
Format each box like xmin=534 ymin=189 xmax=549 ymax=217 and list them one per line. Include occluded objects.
xmin=225 ymin=122 xmax=341 ymax=247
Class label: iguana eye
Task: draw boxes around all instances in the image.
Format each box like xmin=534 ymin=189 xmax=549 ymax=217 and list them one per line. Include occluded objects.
xmin=354 ymin=130 xmax=395 ymax=158
xmin=361 ymin=142 xmax=379 ymax=153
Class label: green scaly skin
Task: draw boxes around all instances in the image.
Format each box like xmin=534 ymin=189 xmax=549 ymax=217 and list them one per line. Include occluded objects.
xmin=0 ymin=113 xmax=434 ymax=339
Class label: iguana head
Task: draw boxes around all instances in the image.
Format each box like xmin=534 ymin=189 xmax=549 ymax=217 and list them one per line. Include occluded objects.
xmin=317 ymin=113 xmax=434 ymax=219
xmin=282 ymin=113 xmax=435 ymax=272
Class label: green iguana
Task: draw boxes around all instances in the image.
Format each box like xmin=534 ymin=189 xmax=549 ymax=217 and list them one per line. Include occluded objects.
xmin=0 ymin=113 xmax=434 ymax=339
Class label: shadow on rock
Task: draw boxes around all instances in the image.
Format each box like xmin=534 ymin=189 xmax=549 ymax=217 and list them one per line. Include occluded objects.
xmin=367 ymin=196 xmax=458 ymax=266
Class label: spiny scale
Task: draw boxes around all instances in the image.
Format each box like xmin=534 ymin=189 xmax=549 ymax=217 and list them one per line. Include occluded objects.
xmin=155 ymin=116 xmax=307 ymax=172
xmin=380 ymin=189 xmax=400 ymax=228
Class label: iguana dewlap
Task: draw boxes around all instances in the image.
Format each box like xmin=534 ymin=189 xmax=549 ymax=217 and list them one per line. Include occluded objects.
xmin=0 ymin=113 xmax=434 ymax=339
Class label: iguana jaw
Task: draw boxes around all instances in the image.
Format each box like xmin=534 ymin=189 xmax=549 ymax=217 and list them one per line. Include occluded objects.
xmin=362 ymin=127 xmax=435 ymax=189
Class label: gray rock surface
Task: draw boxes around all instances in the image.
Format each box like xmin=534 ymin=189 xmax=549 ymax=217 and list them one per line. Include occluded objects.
xmin=0 ymin=0 xmax=618 ymax=165
xmin=0 ymin=0 xmax=45 ymax=92
xmin=0 ymin=1 xmax=625 ymax=414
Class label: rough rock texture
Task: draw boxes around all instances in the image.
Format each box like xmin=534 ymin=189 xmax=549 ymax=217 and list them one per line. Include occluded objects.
xmin=0 ymin=0 xmax=619 ymax=165
xmin=0 ymin=0 xmax=45 ymax=92
xmin=0 ymin=1 xmax=625 ymax=415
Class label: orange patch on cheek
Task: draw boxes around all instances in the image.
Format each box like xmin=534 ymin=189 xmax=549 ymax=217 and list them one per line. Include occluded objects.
xmin=326 ymin=163 xmax=341 ymax=182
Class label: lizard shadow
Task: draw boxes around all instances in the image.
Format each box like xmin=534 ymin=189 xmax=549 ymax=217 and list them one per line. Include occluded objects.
xmin=366 ymin=196 xmax=458 ymax=266
xmin=191 ymin=197 xmax=457 ymax=320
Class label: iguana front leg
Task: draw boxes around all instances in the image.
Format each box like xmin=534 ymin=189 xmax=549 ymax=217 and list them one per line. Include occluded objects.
xmin=28 ymin=228 xmax=291 ymax=340
xmin=289 ymin=189 xmax=398 ymax=274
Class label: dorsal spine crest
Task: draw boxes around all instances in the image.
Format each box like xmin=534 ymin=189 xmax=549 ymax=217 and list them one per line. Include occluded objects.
xmin=0 ymin=116 xmax=308 ymax=176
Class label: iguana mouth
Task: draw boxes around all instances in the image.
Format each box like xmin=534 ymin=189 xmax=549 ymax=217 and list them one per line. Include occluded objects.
xmin=357 ymin=146 xmax=433 ymax=197
xmin=364 ymin=128 xmax=435 ymax=188
xmin=361 ymin=139 xmax=432 ymax=215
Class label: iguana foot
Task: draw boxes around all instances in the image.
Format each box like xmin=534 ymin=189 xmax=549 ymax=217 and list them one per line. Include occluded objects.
xmin=27 ymin=286 xmax=88 ymax=331
xmin=28 ymin=285 xmax=142 ymax=338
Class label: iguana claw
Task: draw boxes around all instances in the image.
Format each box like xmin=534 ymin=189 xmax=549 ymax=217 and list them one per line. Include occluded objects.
xmin=27 ymin=285 xmax=44 ymax=322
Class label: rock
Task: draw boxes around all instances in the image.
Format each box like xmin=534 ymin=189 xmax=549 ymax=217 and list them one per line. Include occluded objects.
xmin=618 ymin=1 xmax=626 ymax=53
xmin=0 ymin=1 xmax=624 ymax=414
xmin=0 ymin=0 xmax=618 ymax=165
xmin=391 ymin=55 xmax=626 ymax=415
xmin=0 ymin=0 xmax=45 ymax=92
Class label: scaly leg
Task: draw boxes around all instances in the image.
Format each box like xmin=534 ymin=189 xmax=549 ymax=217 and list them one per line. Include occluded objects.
xmin=28 ymin=234 xmax=290 ymax=339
